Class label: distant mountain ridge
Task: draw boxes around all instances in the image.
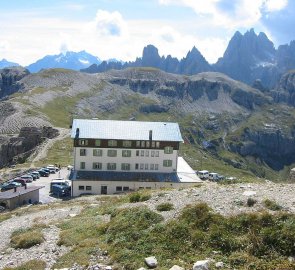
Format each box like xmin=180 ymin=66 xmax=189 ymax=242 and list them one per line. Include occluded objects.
xmin=81 ymin=44 xmax=211 ymax=75
xmin=0 ymin=59 xmax=20 ymax=68
xmin=82 ymin=29 xmax=295 ymax=88
xmin=26 ymin=50 xmax=102 ymax=73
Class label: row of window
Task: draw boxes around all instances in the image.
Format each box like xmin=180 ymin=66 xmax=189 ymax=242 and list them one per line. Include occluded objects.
xmin=78 ymin=139 xmax=164 ymax=148
xmin=80 ymin=160 xmax=173 ymax=170
xmin=80 ymin=148 xmax=173 ymax=157
xmin=78 ymin=185 xmax=131 ymax=192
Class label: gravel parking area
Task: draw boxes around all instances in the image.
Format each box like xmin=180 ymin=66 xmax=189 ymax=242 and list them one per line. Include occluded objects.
xmin=29 ymin=167 xmax=70 ymax=203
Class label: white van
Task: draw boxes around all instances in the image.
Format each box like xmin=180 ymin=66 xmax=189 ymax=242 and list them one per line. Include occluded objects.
xmin=50 ymin=179 xmax=71 ymax=192
xmin=197 ymin=170 xmax=209 ymax=180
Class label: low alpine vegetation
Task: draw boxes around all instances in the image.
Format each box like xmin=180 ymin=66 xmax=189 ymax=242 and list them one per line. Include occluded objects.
xmin=156 ymin=202 xmax=174 ymax=211
xmin=10 ymin=224 xmax=46 ymax=249
xmin=263 ymin=198 xmax=283 ymax=211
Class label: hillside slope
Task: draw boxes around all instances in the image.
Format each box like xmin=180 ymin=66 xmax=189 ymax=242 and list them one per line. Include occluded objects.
xmin=1 ymin=68 xmax=295 ymax=180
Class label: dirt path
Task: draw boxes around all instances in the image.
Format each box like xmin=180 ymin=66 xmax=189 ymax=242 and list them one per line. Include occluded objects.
xmin=29 ymin=128 xmax=70 ymax=168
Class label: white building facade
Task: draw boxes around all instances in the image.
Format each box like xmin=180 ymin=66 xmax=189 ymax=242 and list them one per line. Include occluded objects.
xmin=70 ymin=119 xmax=184 ymax=196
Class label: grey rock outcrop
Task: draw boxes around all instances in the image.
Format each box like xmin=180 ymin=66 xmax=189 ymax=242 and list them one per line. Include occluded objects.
xmin=0 ymin=126 xmax=59 ymax=168
xmin=229 ymin=127 xmax=295 ymax=170
xmin=193 ymin=260 xmax=210 ymax=270
xmin=271 ymin=70 xmax=295 ymax=106
xmin=0 ymin=67 xmax=29 ymax=99
xmin=144 ymin=256 xmax=157 ymax=268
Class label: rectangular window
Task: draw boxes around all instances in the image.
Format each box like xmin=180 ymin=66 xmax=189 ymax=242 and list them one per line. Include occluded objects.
xmin=140 ymin=150 xmax=144 ymax=157
xmin=86 ymin=186 xmax=92 ymax=191
xmin=140 ymin=163 xmax=144 ymax=170
xmin=80 ymin=162 xmax=85 ymax=169
xmin=79 ymin=139 xmax=88 ymax=146
xmin=121 ymin=163 xmax=131 ymax=170
xmin=163 ymin=160 xmax=173 ymax=167
xmin=95 ymin=139 xmax=101 ymax=146
xmin=155 ymin=151 xmax=159 ymax=157
xmin=136 ymin=150 xmax=139 ymax=156
xmin=151 ymin=141 xmax=156 ymax=148
xmin=116 ymin=186 xmax=123 ymax=192
xmin=122 ymin=140 xmax=132 ymax=147
xmin=145 ymin=163 xmax=149 ymax=170
xmin=122 ymin=150 xmax=131 ymax=157
xmin=80 ymin=149 xmax=86 ymax=156
xmin=93 ymin=162 xmax=102 ymax=170
xmin=145 ymin=150 xmax=149 ymax=157
xmin=107 ymin=149 xmax=117 ymax=157
xmin=151 ymin=151 xmax=155 ymax=157
xmin=135 ymin=163 xmax=139 ymax=170
xmin=108 ymin=140 xmax=117 ymax=147
xmin=141 ymin=141 xmax=145 ymax=147
xmin=107 ymin=163 xmax=116 ymax=170
xmin=150 ymin=164 xmax=154 ymax=170
xmin=156 ymin=142 xmax=160 ymax=148
xmin=79 ymin=185 xmax=84 ymax=190
xmin=164 ymin=146 xmax=173 ymax=154
xmin=136 ymin=141 xmax=141 ymax=147
xmin=123 ymin=186 xmax=129 ymax=191
xmin=93 ymin=149 xmax=103 ymax=156
xmin=155 ymin=164 xmax=159 ymax=170
xmin=146 ymin=141 xmax=150 ymax=148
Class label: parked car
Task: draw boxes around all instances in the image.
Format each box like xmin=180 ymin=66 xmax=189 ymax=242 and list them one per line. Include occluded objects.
xmin=28 ymin=173 xmax=37 ymax=181
xmin=51 ymin=184 xmax=71 ymax=197
xmin=47 ymin=165 xmax=59 ymax=172
xmin=41 ymin=168 xmax=50 ymax=174
xmin=30 ymin=171 xmax=40 ymax=179
xmin=38 ymin=169 xmax=49 ymax=177
xmin=209 ymin=172 xmax=219 ymax=181
xmin=12 ymin=178 xmax=26 ymax=186
xmin=21 ymin=175 xmax=33 ymax=183
xmin=197 ymin=170 xmax=209 ymax=180
xmin=1 ymin=182 xmax=22 ymax=192
xmin=50 ymin=179 xmax=70 ymax=193
xmin=47 ymin=167 xmax=56 ymax=174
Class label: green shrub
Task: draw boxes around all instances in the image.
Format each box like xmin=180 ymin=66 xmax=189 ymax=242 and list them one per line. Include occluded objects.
xmin=247 ymin=197 xmax=257 ymax=207
xmin=263 ymin=199 xmax=282 ymax=211
xmin=3 ymin=260 xmax=46 ymax=270
xmin=10 ymin=225 xmax=45 ymax=249
xmin=129 ymin=193 xmax=141 ymax=202
xmin=129 ymin=192 xmax=151 ymax=202
xmin=156 ymin=203 xmax=174 ymax=211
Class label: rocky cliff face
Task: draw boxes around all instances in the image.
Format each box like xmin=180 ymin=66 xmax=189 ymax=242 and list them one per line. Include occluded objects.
xmin=271 ymin=70 xmax=295 ymax=106
xmin=0 ymin=67 xmax=30 ymax=99
xmin=214 ymin=29 xmax=277 ymax=87
xmin=0 ymin=126 xmax=59 ymax=168
xmin=229 ymin=126 xmax=295 ymax=170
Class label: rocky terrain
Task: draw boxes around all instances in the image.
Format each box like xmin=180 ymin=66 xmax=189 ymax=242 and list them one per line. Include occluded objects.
xmin=0 ymin=65 xmax=295 ymax=178
xmin=0 ymin=182 xmax=295 ymax=269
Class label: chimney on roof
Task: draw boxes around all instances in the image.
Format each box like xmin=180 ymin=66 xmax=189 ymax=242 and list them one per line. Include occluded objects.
xmin=14 ymin=187 xmax=17 ymax=192
xmin=75 ymin=128 xmax=80 ymax=139
xmin=149 ymin=130 xmax=153 ymax=141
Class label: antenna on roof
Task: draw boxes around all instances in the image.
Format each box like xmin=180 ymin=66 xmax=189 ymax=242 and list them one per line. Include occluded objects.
xmin=75 ymin=128 xmax=80 ymax=139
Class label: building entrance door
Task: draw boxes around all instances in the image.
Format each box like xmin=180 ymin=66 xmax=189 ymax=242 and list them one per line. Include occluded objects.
xmin=101 ymin=186 xmax=108 ymax=195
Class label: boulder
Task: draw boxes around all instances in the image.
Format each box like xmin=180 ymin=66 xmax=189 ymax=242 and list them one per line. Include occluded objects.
xmin=192 ymin=260 xmax=210 ymax=270
xmin=145 ymin=256 xmax=158 ymax=268
xmin=215 ymin=262 xmax=224 ymax=268
xmin=169 ymin=265 xmax=184 ymax=270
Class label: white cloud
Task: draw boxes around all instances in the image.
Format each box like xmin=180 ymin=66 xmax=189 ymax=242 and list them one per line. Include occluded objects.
xmin=94 ymin=10 xmax=128 ymax=37
xmin=158 ymin=0 xmax=288 ymax=28
xmin=264 ymin=0 xmax=288 ymax=12
xmin=0 ymin=40 xmax=10 ymax=51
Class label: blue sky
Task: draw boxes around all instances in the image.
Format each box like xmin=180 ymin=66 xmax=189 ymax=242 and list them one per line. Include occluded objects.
xmin=0 ymin=0 xmax=293 ymax=65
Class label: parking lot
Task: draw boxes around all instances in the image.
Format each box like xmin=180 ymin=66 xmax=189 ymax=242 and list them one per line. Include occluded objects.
xmin=29 ymin=167 xmax=70 ymax=204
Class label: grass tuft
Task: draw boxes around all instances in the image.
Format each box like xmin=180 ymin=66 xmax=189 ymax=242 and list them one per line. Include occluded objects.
xmin=2 ymin=260 xmax=46 ymax=270
xmin=156 ymin=202 xmax=174 ymax=211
